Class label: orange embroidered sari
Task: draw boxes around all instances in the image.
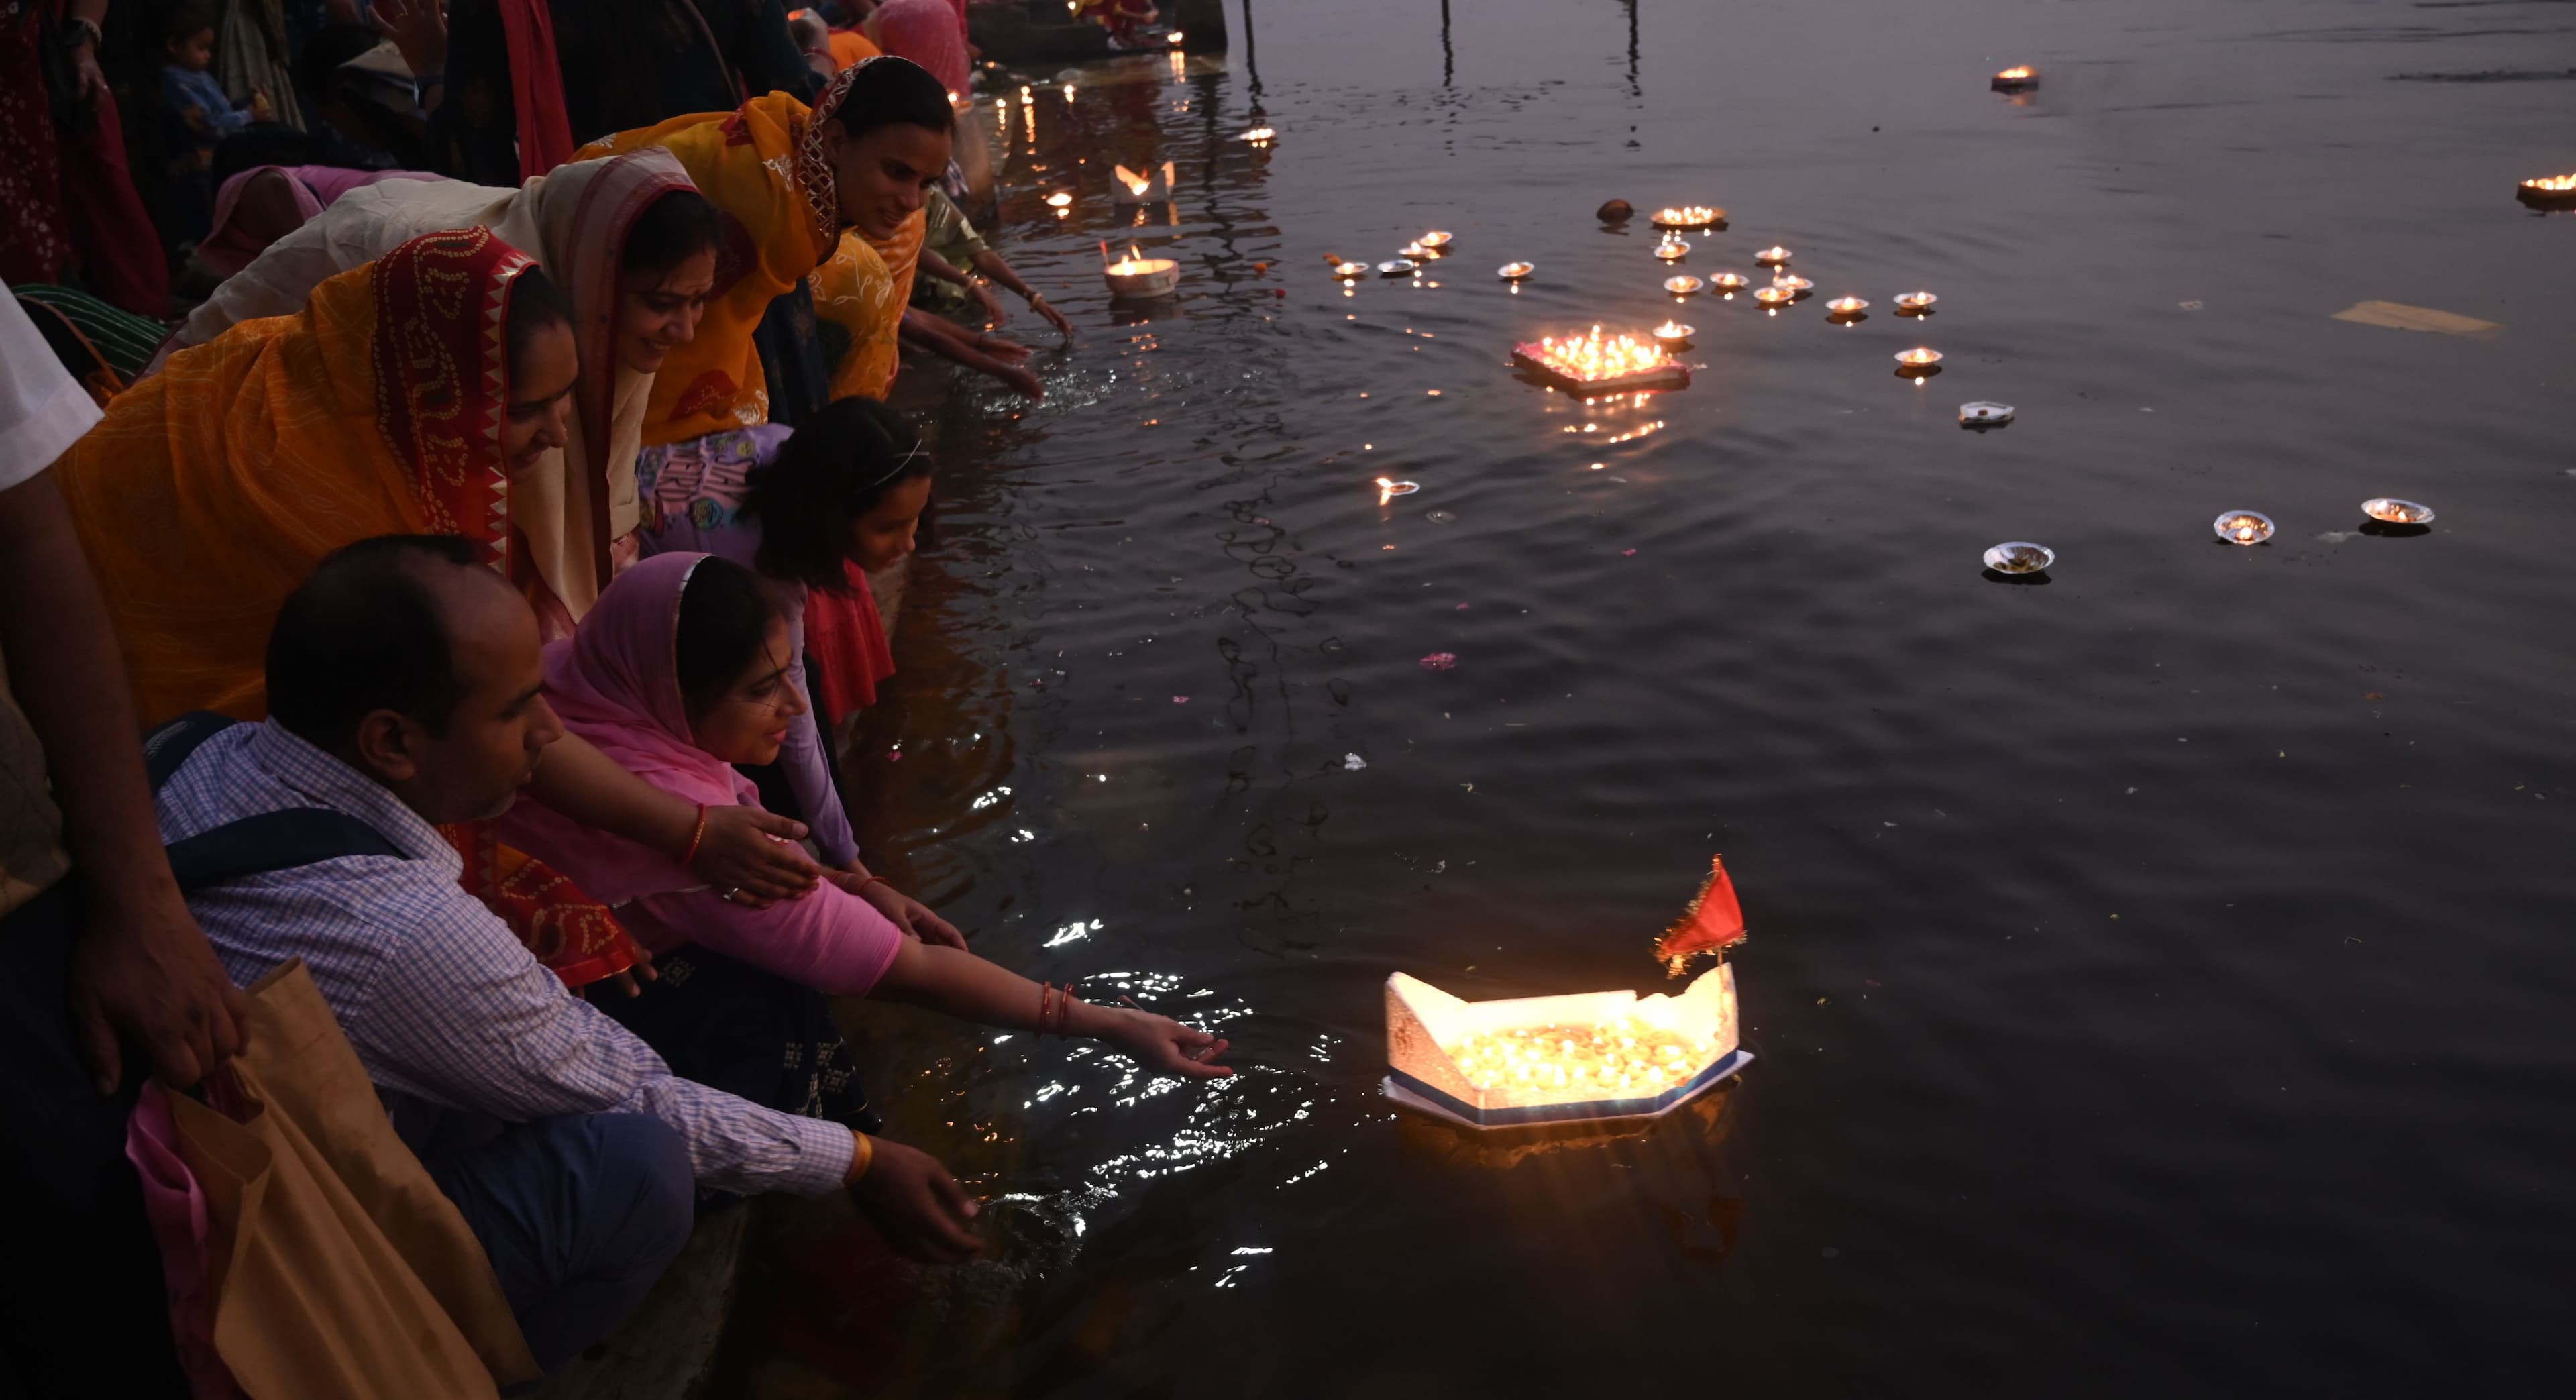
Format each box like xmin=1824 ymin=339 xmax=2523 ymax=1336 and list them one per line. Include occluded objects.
xmin=575 ymin=67 xmax=920 ymax=441
xmin=57 ymin=228 xmax=637 ymax=987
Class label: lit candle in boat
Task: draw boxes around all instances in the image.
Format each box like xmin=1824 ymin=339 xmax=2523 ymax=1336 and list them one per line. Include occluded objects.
xmin=1497 ymin=261 xmax=1534 ymax=281
xmin=1992 ymin=65 xmax=2039 ymax=92
xmin=1663 ymin=274 xmax=1703 ymax=296
xmin=1376 ymin=477 xmax=1420 ymax=505
xmin=1754 ymin=246 xmax=1791 ymax=266
xmin=1656 ymin=236 xmax=1690 ymax=261
xmin=1652 ymin=205 xmax=1723 ymax=229
xmin=2213 ymin=510 xmax=2275 ymax=545
xmin=1652 ymin=320 xmax=1695 ymax=346
xmin=2361 ymin=498 xmax=2434 ymax=525
xmin=1894 ymin=290 xmax=1939 ymax=313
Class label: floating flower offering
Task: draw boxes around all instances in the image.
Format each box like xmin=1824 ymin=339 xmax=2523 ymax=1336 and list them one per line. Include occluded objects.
xmin=1044 ymin=191 xmax=1072 ymax=209
xmin=1511 ymin=325 xmax=1693 ymax=396
xmin=1894 ymin=290 xmax=1939 ymax=313
xmin=1652 ymin=205 xmax=1724 ymax=230
xmin=1662 ymin=274 xmax=1704 ymax=296
xmin=1332 ymin=260 xmax=1368 ymax=279
xmin=1711 ymin=272 xmax=1750 ymax=292
xmin=1384 ymin=969 xmax=1748 ymax=1128
xmin=2362 ymin=498 xmax=2434 ymax=525
xmin=1826 ymin=295 xmax=1870 ymax=317
xmin=1376 ymin=476 xmax=1421 ymax=504
xmin=1497 ymin=260 xmax=1535 ymax=280
xmin=2214 ymin=510 xmax=2276 ymax=545
xmin=1418 ymin=230 xmax=1454 ymax=250
xmin=1656 ymin=236 xmax=1691 ymax=261
xmin=1752 ymin=284 xmax=1795 ymax=308
xmin=1103 ymin=244 xmax=1180 ymax=297
xmin=1992 ymin=65 xmax=2039 ymax=92
xmin=2518 ymin=173 xmax=2576 ymax=209
xmin=1754 ymin=245 xmax=1792 ymax=266
xmin=1984 ymin=541 xmax=2055 ymax=574
xmin=1652 ymin=320 xmax=1695 ymax=346
xmin=1960 ymin=400 xmax=2015 ymax=427
xmin=1379 ymin=258 xmax=1420 ymax=277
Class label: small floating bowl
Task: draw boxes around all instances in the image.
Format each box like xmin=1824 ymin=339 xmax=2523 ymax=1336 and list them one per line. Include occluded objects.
xmin=1332 ymin=260 xmax=1369 ymax=280
xmin=1752 ymin=285 xmax=1795 ymax=308
xmin=1104 ymin=258 xmax=1181 ymax=298
xmin=1379 ymin=258 xmax=1421 ymax=278
xmin=1711 ymin=272 xmax=1750 ymax=292
xmin=1894 ymin=290 xmax=1939 ymax=313
xmin=1652 ymin=322 xmax=1695 ymax=347
xmin=1893 ymin=347 xmax=1944 ymax=368
xmin=2361 ymin=498 xmax=2434 ymax=525
xmin=1825 ymin=296 xmax=1870 ymax=318
xmin=1984 ymin=541 xmax=2055 ymax=574
xmin=1960 ymin=400 xmax=2015 ymax=427
xmin=1376 ymin=478 xmax=1421 ymax=498
xmin=1651 ymin=206 xmax=1725 ymax=230
xmin=1772 ymin=274 xmax=1813 ymax=295
xmin=1497 ymin=261 xmax=1535 ymax=280
xmin=2213 ymin=510 xmax=2275 ymax=545
xmin=1418 ymin=230 xmax=1454 ymax=250
xmin=1655 ymin=238 xmax=1692 ymax=261
xmin=1663 ymin=274 xmax=1705 ymax=296
xmin=1754 ymin=246 xmax=1792 ymax=266
xmin=1400 ymin=241 xmax=1430 ymax=259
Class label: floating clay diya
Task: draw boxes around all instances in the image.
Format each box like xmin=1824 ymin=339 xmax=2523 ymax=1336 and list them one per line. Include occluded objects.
xmin=2518 ymin=174 xmax=2576 ymax=209
xmin=1711 ymin=272 xmax=1750 ymax=294
xmin=1662 ymin=274 xmax=1704 ymax=296
xmin=2214 ymin=510 xmax=2276 ymax=545
xmin=1513 ymin=325 xmax=1692 ymax=396
xmin=1772 ymin=273 xmax=1813 ymax=295
xmin=1992 ymin=65 xmax=2039 ymax=93
xmin=1332 ymin=259 xmax=1369 ymax=280
xmin=1894 ymin=290 xmax=1939 ymax=315
xmin=1651 ymin=205 xmax=1725 ymax=231
xmin=1383 ymin=965 xmax=1749 ymax=1129
xmin=1894 ymin=347 xmax=1944 ymax=379
xmin=1826 ymin=295 xmax=1870 ymax=320
xmin=1752 ymin=284 xmax=1795 ymax=309
xmin=1376 ymin=476 xmax=1421 ymax=505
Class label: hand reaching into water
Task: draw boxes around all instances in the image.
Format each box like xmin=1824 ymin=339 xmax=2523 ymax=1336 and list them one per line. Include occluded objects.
xmin=848 ymin=1136 xmax=981 ymax=1263
xmin=830 ymin=869 xmax=968 ymax=948
xmin=1099 ymin=1008 xmax=1232 ymax=1079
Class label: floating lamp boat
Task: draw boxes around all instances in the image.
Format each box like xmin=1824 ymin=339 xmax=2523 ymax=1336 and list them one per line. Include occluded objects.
xmin=1894 ymin=290 xmax=1939 ymax=315
xmin=1651 ymin=205 xmax=1724 ymax=230
xmin=1497 ymin=260 xmax=1535 ymax=281
xmin=1826 ymin=295 xmax=1870 ymax=319
xmin=1655 ymin=236 xmax=1691 ymax=261
xmin=1663 ymin=274 xmax=1704 ymax=296
xmin=1102 ymin=241 xmax=1180 ymax=299
xmin=2517 ymin=173 xmax=2576 ymax=209
xmin=1652 ymin=320 xmax=1695 ymax=347
xmin=1992 ymin=65 xmax=2039 ymax=93
xmin=1376 ymin=476 xmax=1421 ymax=504
xmin=2361 ymin=497 xmax=2434 ymax=524
xmin=1711 ymin=272 xmax=1750 ymax=295
xmin=1383 ymin=967 xmax=1747 ymax=1129
xmin=1511 ymin=325 xmax=1692 ymax=396
xmin=1112 ymin=161 xmax=1175 ymax=204
xmin=2214 ymin=510 xmax=2276 ymax=545
xmin=1754 ymin=245 xmax=1792 ymax=266
xmin=1752 ymin=284 xmax=1795 ymax=309
xmin=1984 ymin=541 xmax=2055 ymax=575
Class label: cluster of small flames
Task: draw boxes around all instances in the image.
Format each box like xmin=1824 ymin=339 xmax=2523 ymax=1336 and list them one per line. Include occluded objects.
xmin=2522 ymin=174 xmax=2576 ymax=193
xmin=1447 ymin=1017 xmax=1715 ymax=1095
xmin=1528 ymin=326 xmax=1675 ymax=382
xmin=1655 ymin=205 xmax=1720 ymax=227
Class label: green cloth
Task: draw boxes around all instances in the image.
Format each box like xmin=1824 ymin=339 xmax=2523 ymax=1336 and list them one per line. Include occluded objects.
xmin=911 ymin=189 xmax=990 ymax=313
xmin=12 ymin=284 xmax=168 ymax=389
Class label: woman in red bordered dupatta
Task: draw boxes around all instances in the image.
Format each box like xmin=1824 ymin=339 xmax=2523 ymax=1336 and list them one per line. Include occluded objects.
xmin=58 ymin=228 xmax=820 ymax=985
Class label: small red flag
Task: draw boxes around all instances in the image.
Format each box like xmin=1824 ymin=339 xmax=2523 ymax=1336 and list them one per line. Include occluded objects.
xmin=1657 ymin=854 xmax=1747 ymax=975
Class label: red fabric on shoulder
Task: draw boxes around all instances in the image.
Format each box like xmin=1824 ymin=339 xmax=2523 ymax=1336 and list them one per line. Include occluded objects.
xmin=801 ymin=562 xmax=896 ymax=717
xmin=497 ymin=0 xmax=577 ymax=180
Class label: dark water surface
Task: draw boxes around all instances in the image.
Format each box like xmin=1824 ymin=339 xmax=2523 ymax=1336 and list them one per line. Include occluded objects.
xmin=733 ymin=1 xmax=2576 ymax=1393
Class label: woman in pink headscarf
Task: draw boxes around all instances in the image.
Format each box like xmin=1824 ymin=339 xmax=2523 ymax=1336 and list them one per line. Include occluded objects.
xmin=498 ymin=552 xmax=1230 ymax=1119
xmin=193 ymin=164 xmax=447 ymax=280
xmin=865 ymin=0 xmax=969 ymax=96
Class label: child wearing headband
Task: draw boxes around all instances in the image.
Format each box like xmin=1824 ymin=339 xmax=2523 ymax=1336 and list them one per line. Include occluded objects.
xmin=633 ymin=396 xmax=934 ymax=913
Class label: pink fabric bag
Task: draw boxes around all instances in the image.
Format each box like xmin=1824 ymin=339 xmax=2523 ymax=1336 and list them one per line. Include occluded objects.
xmin=125 ymin=1081 xmax=244 ymax=1400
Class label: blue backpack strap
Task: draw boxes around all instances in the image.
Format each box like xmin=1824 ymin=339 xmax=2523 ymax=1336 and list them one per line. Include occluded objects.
xmin=144 ymin=712 xmax=407 ymax=892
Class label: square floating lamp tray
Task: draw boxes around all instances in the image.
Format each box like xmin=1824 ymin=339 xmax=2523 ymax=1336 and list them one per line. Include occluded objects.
xmin=1511 ymin=329 xmax=1692 ymax=397
xmin=1382 ymin=966 xmax=1750 ymax=1130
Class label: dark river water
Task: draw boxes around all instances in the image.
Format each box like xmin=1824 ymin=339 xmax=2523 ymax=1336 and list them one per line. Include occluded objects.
xmin=722 ymin=1 xmax=2576 ymax=1393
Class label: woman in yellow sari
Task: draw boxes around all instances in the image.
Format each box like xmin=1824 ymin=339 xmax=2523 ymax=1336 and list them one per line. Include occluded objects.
xmin=55 ymin=228 xmax=822 ymax=981
xmin=574 ymin=56 xmax=957 ymax=444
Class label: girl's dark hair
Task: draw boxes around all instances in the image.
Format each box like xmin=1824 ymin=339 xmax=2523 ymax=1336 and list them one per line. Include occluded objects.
xmin=829 ymin=56 xmax=956 ymax=142
xmin=504 ymin=265 xmax=573 ymax=364
xmin=674 ymin=556 xmax=782 ymax=722
xmin=743 ymin=397 xmax=935 ymax=593
xmin=621 ymin=189 xmax=723 ymax=279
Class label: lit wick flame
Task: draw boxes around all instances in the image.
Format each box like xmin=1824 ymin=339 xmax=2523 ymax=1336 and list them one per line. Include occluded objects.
xmin=2523 ymin=173 xmax=2576 ymax=192
xmin=1168 ymin=31 xmax=1185 ymax=44
xmin=1528 ymin=325 xmax=1676 ymax=382
xmin=1652 ymin=321 xmax=1692 ymax=342
xmin=1996 ymin=66 xmax=2035 ymax=81
xmin=1044 ymin=191 xmax=1072 ymax=208
xmin=1755 ymin=246 xmax=1792 ymax=265
xmin=1896 ymin=347 xmax=1941 ymax=366
xmin=1446 ymin=1018 xmax=1715 ymax=1096
xmin=1419 ymin=230 xmax=1453 ymax=249
xmin=1827 ymin=296 xmax=1868 ymax=315
xmin=1656 ymin=237 xmax=1690 ymax=260
xmin=1375 ymin=477 xmax=1419 ymax=506
xmin=1241 ymin=125 xmax=1276 ymax=143
xmin=1654 ymin=205 xmax=1720 ymax=226
xmin=1106 ymin=243 xmax=1170 ymax=275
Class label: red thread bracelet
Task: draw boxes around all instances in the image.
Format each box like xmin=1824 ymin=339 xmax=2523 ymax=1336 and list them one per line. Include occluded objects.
xmin=679 ymin=804 xmax=710 ymax=865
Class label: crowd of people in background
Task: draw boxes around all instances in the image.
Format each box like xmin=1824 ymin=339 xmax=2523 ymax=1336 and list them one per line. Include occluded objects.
xmin=1 ymin=1 xmax=1215 ymax=1394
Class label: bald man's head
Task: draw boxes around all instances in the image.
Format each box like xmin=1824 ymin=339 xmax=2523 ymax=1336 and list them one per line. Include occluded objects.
xmin=267 ymin=535 xmax=563 ymax=824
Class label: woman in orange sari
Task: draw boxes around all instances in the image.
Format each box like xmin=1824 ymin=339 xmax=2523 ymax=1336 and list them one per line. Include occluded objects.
xmin=55 ymin=228 xmax=821 ymax=979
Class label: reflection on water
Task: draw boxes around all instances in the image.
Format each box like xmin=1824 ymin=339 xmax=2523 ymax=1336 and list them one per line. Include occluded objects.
xmin=730 ymin=0 xmax=2576 ymax=1392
